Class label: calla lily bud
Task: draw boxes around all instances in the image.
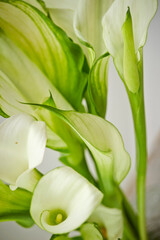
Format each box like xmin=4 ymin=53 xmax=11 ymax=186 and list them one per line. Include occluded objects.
xmin=30 ymin=166 xmax=103 ymax=234
xmin=0 ymin=114 xmax=47 ymax=191
xmin=102 ymin=0 xmax=157 ymax=93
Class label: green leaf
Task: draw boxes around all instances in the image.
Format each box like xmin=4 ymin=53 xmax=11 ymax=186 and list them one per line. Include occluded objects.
xmin=121 ymin=8 xmax=139 ymax=93
xmin=50 ymin=235 xmax=69 ymax=240
xmin=102 ymin=0 xmax=158 ymax=92
xmin=88 ymin=204 xmax=123 ymax=240
xmin=0 ymin=180 xmax=34 ymax=227
xmin=87 ymin=53 xmax=110 ymax=118
xmin=80 ymin=223 xmax=103 ymax=240
xmin=16 ymin=218 xmax=34 ymax=228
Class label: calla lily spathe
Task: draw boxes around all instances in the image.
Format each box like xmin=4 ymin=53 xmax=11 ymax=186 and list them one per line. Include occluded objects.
xmin=0 ymin=114 xmax=46 ymax=191
xmin=102 ymin=0 xmax=158 ymax=92
xmin=44 ymin=0 xmax=114 ymax=117
xmin=45 ymin=0 xmax=113 ymax=64
xmin=88 ymin=205 xmax=123 ymax=240
xmin=30 ymin=166 xmax=103 ymax=234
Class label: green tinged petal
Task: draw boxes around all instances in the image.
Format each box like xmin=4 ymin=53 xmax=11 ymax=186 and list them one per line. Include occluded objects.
xmin=121 ymin=8 xmax=139 ymax=93
xmin=89 ymin=205 xmax=123 ymax=240
xmin=87 ymin=53 xmax=109 ymax=118
xmin=81 ymin=223 xmax=103 ymax=240
xmin=73 ymin=0 xmax=113 ymax=63
xmin=102 ymin=0 xmax=157 ymax=92
xmin=0 ymin=0 xmax=86 ymax=110
xmin=0 ymin=180 xmax=33 ymax=227
xmin=0 ymin=0 xmax=88 ymax=167
xmin=28 ymin=104 xmax=131 ymax=185
xmin=45 ymin=0 xmax=113 ymax=116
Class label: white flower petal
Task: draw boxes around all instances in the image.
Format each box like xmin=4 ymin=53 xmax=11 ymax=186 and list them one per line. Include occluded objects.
xmin=74 ymin=0 xmax=113 ymax=62
xmin=45 ymin=0 xmax=78 ymax=10
xmin=0 ymin=114 xmax=46 ymax=186
xmin=89 ymin=205 xmax=123 ymax=240
xmin=30 ymin=166 xmax=103 ymax=234
xmin=46 ymin=0 xmax=113 ymax=64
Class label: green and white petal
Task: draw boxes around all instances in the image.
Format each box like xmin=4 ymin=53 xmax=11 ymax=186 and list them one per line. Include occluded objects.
xmin=102 ymin=0 xmax=157 ymax=92
xmin=74 ymin=0 xmax=113 ymax=64
xmin=0 ymin=0 xmax=86 ymax=111
xmin=0 ymin=114 xmax=46 ymax=189
xmin=46 ymin=0 xmax=113 ymax=64
xmin=23 ymin=0 xmax=46 ymax=13
xmin=87 ymin=53 xmax=109 ymax=118
xmin=81 ymin=223 xmax=103 ymax=240
xmin=30 ymin=166 xmax=103 ymax=234
xmin=30 ymin=105 xmax=131 ymax=185
xmin=88 ymin=205 xmax=123 ymax=240
xmin=0 ymin=1 xmax=87 ymax=164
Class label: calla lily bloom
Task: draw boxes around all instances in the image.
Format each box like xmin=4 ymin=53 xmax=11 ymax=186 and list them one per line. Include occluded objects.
xmin=45 ymin=0 xmax=114 ymax=63
xmin=88 ymin=204 xmax=123 ymax=240
xmin=44 ymin=0 xmax=114 ymax=117
xmin=102 ymin=0 xmax=157 ymax=93
xmin=0 ymin=0 xmax=88 ymax=170
xmin=0 ymin=114 xmax=46 ymax=191
xmin=30 ymin=166 xmax=103 ymax=234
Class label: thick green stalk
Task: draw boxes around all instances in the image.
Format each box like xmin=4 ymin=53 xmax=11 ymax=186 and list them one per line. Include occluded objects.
xmin=127 ymin=49 xmax=147 ymax=239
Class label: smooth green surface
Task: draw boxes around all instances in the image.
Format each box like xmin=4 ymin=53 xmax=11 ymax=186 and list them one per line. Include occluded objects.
xmin=81 ymin=223 xmax=103 ymax=240
xmin=0 ymin=180 xmax=33 ymax=227
xmin=127 ymin=50 xmax=147 ymax=239
xmin=121 ymin=8 xmax=139 ymax=93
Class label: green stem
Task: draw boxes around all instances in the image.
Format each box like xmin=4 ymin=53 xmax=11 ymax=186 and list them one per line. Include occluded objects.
xmin=123 ymin=214 xmax=138 ymax=240
xmin=127 ymin=49 xmax=147 ymax=239
xmin=119 ymin=187 xmax=139 ymax=237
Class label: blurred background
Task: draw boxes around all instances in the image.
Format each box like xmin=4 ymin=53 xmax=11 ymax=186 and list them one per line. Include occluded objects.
xmin=0 ymin=4 xmax=160 ymax=240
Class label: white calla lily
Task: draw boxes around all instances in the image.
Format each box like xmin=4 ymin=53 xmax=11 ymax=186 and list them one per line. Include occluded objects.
xmin=30 ymin=166 xmax=103 ymax=234
xmin=45 ymin=0 xmax=113 ymax=117
xmin=102 ymin=0 xmax=158 ymax=92
xmin=45 ymin=0 xmax=113 ymax=64
xmin=0 ymin=114 xmax=46 ymax=191
xmin=89 ymin=204 xmax=123 ymax=240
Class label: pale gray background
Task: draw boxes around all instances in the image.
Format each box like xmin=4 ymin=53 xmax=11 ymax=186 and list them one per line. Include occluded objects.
xmin=0 ymin=4 xmax=160 ymax=240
